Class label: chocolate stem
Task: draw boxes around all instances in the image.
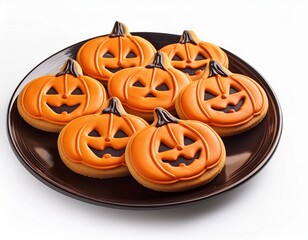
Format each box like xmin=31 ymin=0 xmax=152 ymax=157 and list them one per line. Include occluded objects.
xmin=102 ymin=98 xmax=122 ymax=116
xmin=109 ymin=21 xmax=126 ymax=38
xmin=146 ymin=52 xmax=167 ymax=70
xmin=208 ymin=60 xmax=229 ymax=77
xmin=56 ymin=59 xmax=80 ymax=77
xmin=179 ymin=30 xmax=197 ymax=45
xmin=155 ymin=108 xmax=179 ymax=127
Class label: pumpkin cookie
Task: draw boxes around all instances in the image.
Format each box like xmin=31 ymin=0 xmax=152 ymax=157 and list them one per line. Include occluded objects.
xmin=160 ymin=30 xmax=229 ymax=81
xmin=17 ymin=59 xmax=107 ymax=132
xmin=76 ymin=21 xmax=156 ymax=85
xmin=125 ymin=108 xmax=226 ymax=192
xmin=108 ymin=51 xmax=191 ymax=121
xmin=175 ymin=60 xmax=269 ymax=136
xmin=58 ymin=97 xmax=148 ymax=178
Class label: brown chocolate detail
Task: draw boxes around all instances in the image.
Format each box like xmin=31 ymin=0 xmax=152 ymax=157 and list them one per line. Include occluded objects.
xmin=146 ymin=52 xmax=167 ymax=70
xmin=56 ymin=59 xmax=80 ymax=77
xmin=102 ymin=98 xmax=122 ymax=116
xmin=212 ymin=99 xmax=245 ymax=113
xmin=89 ymin=146 xmax=126 ymax=158
xmin=155 ymin=108 xmax=179 ymax=127
xmin=47 ymin=103 xmax=80 ymax=114
xmin=162 ymin=150 xmax=201 ymax=167
xmin=208 ymin=60 xmax=229 ymax=78
xmin=179 ymin=30 xmax=198 ymax=45
xmin=109 ymin=21 xmax=126 ymax=38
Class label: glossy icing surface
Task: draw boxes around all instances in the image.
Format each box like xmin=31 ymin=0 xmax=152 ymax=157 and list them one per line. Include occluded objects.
xmin=76 ymin=21 xmax=156 ymax=83
xmin=127 ymin=108 xmax=225 ymax=184
xmin=58 ymin=98 xmax=148 ymax=169
xmin=19 ymin=59 xmax=107 ymax=125
xmin=160 ymin=30 xmax=229 ymax=80
xmin=108 ymin=52 xmax=191 ymax=114
xmin=176 ymin=61 xmax=268 ymax=127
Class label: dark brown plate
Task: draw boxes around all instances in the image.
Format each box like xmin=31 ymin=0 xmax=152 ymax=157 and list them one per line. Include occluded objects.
xmin=7 ymin=32 xmax=282 ymax=208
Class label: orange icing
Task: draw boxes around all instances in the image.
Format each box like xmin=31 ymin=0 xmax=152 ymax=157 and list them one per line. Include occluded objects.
xmin=160 ymin=30 xmax=229 ymax=81
xmin=58 ymin=98 xmax=148 ymax=169
xmin=108 ymin=51 xmax=191 ymax=115
xmin=76 ymin=21 xmax=156 ymax=83
xmin=19 ymin=59 xmax=107 ymax=125
xmin=126 ymin=108 xmax=225 ymax=184
xmin=176 ymin=61 xmax=268 ymax=127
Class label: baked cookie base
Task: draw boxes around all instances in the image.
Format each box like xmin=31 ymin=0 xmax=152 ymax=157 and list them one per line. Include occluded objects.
xmin=125 ymin=145 xmax=226 ymax=192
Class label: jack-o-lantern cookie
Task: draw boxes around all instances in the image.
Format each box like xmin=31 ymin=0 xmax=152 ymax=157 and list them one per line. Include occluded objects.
xmin=108 ymin=51 xmax=191 ymax=121
xmin=58 ymin=97 xmax=148 ymax=178
xmin=76 ymin=21 xmax=156 ymax=84
xmin=125 ymin=108 xmax=226 ymax=192
xmin=17 ymin=59 xmax=107 ymax=132
xmin=175 ymin=60 xmax=268 ymax=136
xmin=160 ymin=30 xmax=229 ymax=81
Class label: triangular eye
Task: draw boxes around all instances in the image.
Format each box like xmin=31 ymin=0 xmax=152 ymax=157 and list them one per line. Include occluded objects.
xmin=195 ymin=53 xmax=206 ymax=61
xmin=158 ymin=142 xmax=173 ymax=153
xmin=126 ymin=51 xmax=137 ymax=58
xmin=71 ymin=87 xmax=83 ymax=95
xmin=171 ymin=55 xmax=182 ymax=61
xmin=184 ymin=136 xmax=195 ymax=146
xmin=103 ymin=52 xmax=114 ymax=58
xmin=114 ymin=129 xmax=128 ymax=138
xmin=88 ymin=129 xmax=100 ymax=137
xmin=46 ymin=87 xmax=58 ymax=95
xmin=229 ymin=86 xmax=239 ymax=94
xmin=204 ymin=91 xmax=217 ymax=101
xmin=132 ymin=81 xmax=145 ymax=87
xmin=155 ymin=83 xmax=169 ymax=91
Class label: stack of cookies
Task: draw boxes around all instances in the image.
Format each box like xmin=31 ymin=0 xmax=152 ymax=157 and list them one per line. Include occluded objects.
xmin=17 ymin=21 xmax=268 ymax=192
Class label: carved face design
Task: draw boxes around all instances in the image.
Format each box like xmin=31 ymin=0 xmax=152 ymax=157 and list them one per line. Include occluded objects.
xmin=58 ymin=98 xmax=148 ymax=170
xmin=160 ymin=30 xmax=229 ymax=80
xmin=125 ymin=108 xmax=225 ymax=184
xmin=152 ymin=122 xmax=206 ymax=178
xmin=19 ymin=59 xmax=107 ymax=125
xmin=84 ymin=114 xmax=134 ymax=165
xmin=108 ymin=52 xmax=191 ymax=114
xmin=77 ymin=21 xmax=156 ymax=83
xmin=176 ymin=61 xmax=267 ymax=129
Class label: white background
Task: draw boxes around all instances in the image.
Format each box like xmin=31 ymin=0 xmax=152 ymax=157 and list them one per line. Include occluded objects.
xmin=0 ymin=0 xmax=307 ymax=239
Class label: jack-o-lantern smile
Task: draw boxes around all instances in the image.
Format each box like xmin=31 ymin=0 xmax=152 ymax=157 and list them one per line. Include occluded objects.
xmin=46 ymin=103 xmax=80 ymax=114
xmin=211 ymin=99 xmax=244 ymax=113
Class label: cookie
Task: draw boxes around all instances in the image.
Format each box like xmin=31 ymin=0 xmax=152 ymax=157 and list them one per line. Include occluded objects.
xmin=160 ymin=30 xmax=229 ymax=81
xmin=108 ymin=51 xmax=191 ymax=121
xmin=175 ymin=60 xmax=269 ymax=136
xmin=17 ymin=59 xmax=107 ymax=132
xmin=76 ymin=21 xmax=156 ymax=85
xmin=58 ymin=97 xmax=148 ymax=178
xmin=125 ymin=107 xmax=226 ymax=192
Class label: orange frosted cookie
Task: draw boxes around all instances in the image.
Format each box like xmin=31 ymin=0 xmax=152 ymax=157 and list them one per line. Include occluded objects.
xmin=76 ymin=21 xmax=156 ymax=85
xmin=175 ymin=60 xmax=268 ymax=136
xmin=108 ymin=51 xmax=191 ymax=121
xmin=160 ymin=30 xmax=229 ymax=81
xmin=125 ymin=108 xmax=226 ymax=192
xmin=17 ymin=59 xmax=107 ymax=132
xmin=58 ymin=97 xmax=148 ymax=178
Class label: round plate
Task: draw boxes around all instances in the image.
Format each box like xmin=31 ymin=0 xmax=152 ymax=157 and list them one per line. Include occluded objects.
xmin=7 ymin=32 xmax=282 ymax=208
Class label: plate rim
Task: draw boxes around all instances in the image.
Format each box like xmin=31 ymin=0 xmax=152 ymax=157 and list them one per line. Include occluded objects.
xmin=6 ymin=32 xmax=283 ymax=209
